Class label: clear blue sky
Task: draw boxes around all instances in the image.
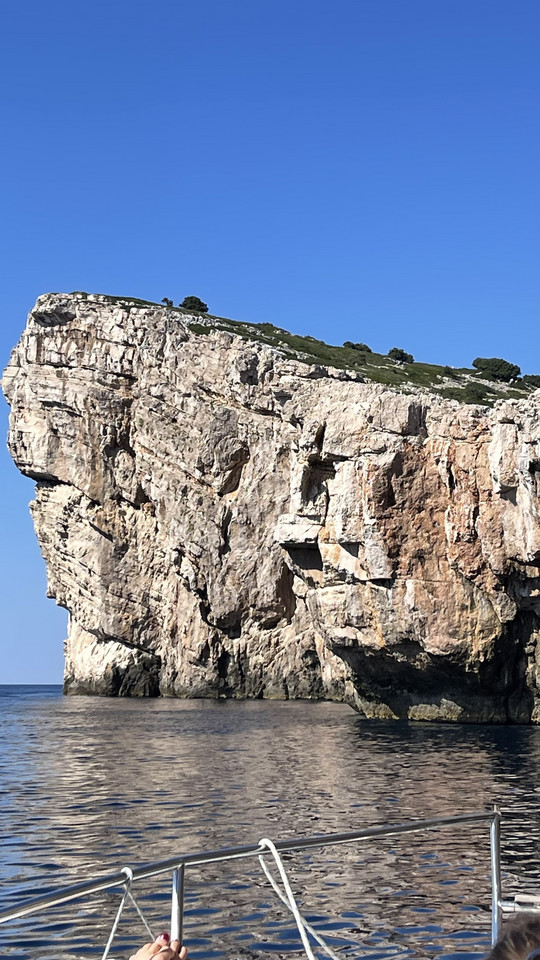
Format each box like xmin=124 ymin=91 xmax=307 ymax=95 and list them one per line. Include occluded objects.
xmin=1 ymin=0 xmax=539 ymax=682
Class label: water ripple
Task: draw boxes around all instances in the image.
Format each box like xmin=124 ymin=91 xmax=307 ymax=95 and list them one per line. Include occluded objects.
xmin=1 ymin=687 xmax=539 ymax=958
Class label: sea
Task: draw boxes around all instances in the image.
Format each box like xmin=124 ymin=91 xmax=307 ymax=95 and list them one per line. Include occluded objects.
xmin=2 ymin=686 xmax=540 ymax=960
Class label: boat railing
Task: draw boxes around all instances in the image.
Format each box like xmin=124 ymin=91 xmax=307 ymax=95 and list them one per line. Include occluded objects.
xmin=0 ymin=809 xmax=507 ymax=953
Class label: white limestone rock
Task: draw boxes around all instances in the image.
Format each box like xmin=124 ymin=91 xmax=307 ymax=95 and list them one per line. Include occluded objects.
xmin=4 ymin=292 xmax=540 ymax=721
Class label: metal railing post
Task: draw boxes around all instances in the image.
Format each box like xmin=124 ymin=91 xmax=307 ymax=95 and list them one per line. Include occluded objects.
xmin=171 ymin=864 xmax=185 ymax=945
xmin=490 ymin=805 xmax=502 ymax=945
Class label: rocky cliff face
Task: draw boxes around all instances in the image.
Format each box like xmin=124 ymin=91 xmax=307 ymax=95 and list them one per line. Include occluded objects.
xmin=4 ymin=293 xmax=540 ymax=721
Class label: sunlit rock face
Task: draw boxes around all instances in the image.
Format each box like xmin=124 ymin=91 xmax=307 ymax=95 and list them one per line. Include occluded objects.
xmin=4 ymin=292 xmax=540 ymax=721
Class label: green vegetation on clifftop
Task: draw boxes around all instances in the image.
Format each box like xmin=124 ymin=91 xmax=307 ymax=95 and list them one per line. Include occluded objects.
xmin=185 ymin=312 xmax=534 ymax=407
xmin=71 ymin=292 xmax=535 ymax=406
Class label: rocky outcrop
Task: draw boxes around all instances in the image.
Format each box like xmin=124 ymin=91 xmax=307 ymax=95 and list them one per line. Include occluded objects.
xmin=4 ymin=293 xmax=540 ymax=721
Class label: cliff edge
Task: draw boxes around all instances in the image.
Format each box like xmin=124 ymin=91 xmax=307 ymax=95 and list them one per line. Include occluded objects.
xmin=4 ymin=293 xmax=540 ymax=721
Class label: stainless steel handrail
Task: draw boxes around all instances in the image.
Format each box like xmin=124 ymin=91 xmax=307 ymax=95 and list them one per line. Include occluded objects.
xmin=0 ymin=809 xmax=502 ymax=946
xmin=490 ymin=805 xmax=502 ymax=942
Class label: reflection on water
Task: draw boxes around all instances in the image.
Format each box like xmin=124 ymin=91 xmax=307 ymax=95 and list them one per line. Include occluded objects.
xmin=2 ymin=687 xmax=540 ymax=959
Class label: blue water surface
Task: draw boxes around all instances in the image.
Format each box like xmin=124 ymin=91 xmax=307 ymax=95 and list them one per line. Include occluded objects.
xmin=1 ymin=686 xmax=539 ymax=959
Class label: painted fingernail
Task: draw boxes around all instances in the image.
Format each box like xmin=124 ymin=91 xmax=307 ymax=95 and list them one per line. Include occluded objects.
xmin=158 ymin=932 xmax=170 ymax=943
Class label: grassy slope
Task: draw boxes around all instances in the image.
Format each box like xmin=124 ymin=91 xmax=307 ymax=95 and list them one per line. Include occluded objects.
xmin=74 ymin=292 xmax=535 ymax=406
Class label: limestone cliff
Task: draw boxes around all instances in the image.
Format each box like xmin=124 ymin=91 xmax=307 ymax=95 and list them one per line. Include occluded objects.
xmin=4 ymin=293 xmax=540 ymax=721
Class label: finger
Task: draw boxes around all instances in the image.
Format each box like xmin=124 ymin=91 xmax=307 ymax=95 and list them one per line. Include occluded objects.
xmin=129 ymin=944 xmax=155 ymax=960
xmin=169 ymin=939 xmax=185 ymax=957
xmin=146 ymin=937 xmax=172 ymax=957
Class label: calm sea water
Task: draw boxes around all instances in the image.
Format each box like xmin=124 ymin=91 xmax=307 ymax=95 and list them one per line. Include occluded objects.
xmin=1 ymin=686 xmax=540 ymax=960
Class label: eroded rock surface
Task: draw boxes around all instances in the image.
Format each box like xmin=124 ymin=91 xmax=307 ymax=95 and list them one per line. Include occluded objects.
xmin=4 ymin=293 xmax=540 ymax=721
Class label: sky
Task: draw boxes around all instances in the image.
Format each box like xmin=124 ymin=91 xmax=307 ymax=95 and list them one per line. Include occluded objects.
xmin=1 ymin=0 xmax=539 ymax=682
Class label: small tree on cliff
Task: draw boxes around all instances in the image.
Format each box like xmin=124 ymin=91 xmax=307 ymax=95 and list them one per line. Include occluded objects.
xmin=344 ymin=341 xmax=372 ymax=352
xmin=180 ymin=296 xmax=209 ymax=313
xmin=472 ymin=357 xmax=521 ymax=382
xmin=522 ymin=374 xmax=540 ymax=389
xmin=388 ymin=347 xmax=414 ymax=363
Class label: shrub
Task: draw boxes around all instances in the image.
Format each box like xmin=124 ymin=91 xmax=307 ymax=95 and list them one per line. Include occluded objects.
xmin=344 ymin=341 xmax=372 ymax=352
xmin=388 ymin=347 xmax=414 ymax=363
xmin=162 ymin=297 xmax=173 ymax=307
xmin=180 ymin=295 xmax=209 ymax=313
xmin=472 ymin=357 xmax=521 ymax=382
xmin=443 ymin=365 xmax=456 ymax=378
xmin=521 ymin=375 xmax=540 ymax=390
xmin=259 ymin=323 xmax=275 ymax=333
xmin=462 ymin=382 xmax=491 ymax=404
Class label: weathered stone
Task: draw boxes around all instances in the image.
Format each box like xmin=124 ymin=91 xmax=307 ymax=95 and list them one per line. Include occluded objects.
xmin=4 ymin=293 xmax=540 ymax=721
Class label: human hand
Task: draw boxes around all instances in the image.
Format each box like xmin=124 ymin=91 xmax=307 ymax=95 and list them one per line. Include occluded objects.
xmin=129 ymin=932 xmax=187 ymax=959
